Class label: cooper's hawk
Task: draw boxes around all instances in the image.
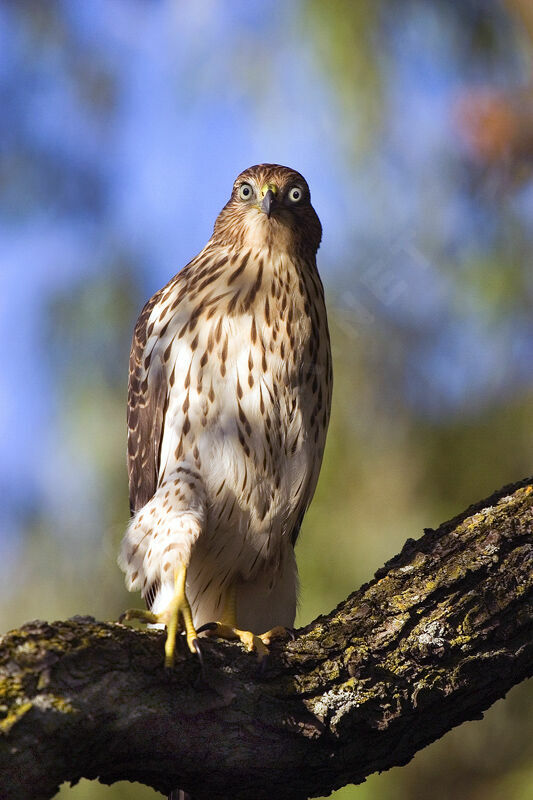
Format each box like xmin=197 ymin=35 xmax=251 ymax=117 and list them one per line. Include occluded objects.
xmin=119 ymin=164 xmax=332 ymax=665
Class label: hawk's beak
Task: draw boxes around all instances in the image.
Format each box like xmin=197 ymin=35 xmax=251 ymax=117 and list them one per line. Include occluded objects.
xmin=260 ymin=183 xmax=278 ymax=218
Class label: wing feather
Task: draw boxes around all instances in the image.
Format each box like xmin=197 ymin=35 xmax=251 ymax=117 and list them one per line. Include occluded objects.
xmin=126 ymin=250 xmax=213 ymax=515
xmin=127 ymin=291 xmax=167 ymax=515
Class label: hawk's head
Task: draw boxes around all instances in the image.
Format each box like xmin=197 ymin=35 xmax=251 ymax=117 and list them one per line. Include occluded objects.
xmin=213 ymin=164 xmax=322 ymax=256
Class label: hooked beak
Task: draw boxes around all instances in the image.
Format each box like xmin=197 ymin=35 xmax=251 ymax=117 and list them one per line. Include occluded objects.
xmin=260 ymin=183 xmax=278 ymax=218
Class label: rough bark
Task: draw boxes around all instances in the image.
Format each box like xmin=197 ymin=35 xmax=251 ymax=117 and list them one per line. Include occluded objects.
xmin=1 ymin=478 xmax=532 ymax=800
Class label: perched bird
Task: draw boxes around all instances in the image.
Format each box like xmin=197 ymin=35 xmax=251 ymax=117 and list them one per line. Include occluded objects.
xmin=119 ymin=164 xmax=332 ymax=666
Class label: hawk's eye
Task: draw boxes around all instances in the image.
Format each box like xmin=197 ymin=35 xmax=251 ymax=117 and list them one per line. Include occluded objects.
xmin=239 ymin=183 xmax=253 ymax=200
xmin=288 ymin=186 xmax=303 ymax=203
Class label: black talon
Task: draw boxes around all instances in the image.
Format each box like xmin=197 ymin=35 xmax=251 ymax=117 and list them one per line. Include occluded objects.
xmin=197 ymin=622 xmax=219 ymax=634
xmin=192 ymin=638 xmax=208 ymax=686
xmin=192 ymin=638 xmax=203 ymax=663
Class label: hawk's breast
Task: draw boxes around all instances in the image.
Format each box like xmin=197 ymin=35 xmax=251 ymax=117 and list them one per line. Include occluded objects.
xmin=144 ymin=246 xmax=331 ymax=575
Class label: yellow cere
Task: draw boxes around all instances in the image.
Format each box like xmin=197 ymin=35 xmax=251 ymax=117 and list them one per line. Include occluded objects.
xmin=260 ymin=182 xmax=278 ymax=198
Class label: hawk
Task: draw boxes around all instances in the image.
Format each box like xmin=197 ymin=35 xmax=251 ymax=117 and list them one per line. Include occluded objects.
xmin=119 ymin=164 xmax=332 ymax=665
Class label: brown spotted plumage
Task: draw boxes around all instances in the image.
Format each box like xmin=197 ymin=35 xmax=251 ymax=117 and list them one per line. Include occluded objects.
xmin=119 ymin=164 xmax=332 ymax=648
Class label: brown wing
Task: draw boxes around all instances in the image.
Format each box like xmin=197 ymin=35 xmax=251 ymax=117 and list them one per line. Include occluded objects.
xmin=127 ymin=291 xmax=167 ymax=515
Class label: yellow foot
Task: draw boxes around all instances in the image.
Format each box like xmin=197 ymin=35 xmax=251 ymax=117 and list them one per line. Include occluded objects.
xmin=119 ymin=564 xmax=199 ymax=668
xmin=258 ymin=625 xmax=293 ymax=646
xmin=198 ymin=622 xmax=292 ymax=659
xmin=119 ymin=608 xmax=160 ymax=625
xmin=198 ymin=622 xmax=268 ymax=658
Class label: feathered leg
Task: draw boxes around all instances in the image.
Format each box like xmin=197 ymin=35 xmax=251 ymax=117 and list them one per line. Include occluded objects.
xmin=118 ymin=469 xmax=206 ymax=666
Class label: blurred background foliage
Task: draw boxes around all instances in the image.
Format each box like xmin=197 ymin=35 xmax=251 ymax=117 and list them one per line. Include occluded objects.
xmin=1 ymin=0 xmax=532 ymax=798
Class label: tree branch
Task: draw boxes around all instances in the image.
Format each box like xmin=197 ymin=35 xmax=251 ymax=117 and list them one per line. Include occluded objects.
xmin=1 ymin=478 xmax=532 ymax=800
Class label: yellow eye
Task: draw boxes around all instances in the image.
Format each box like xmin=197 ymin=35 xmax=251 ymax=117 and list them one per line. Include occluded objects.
xmin=239 ymin=183 xmax=253 ymax=200
xmin=288 ymin=186 xmax=303 ymax=203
